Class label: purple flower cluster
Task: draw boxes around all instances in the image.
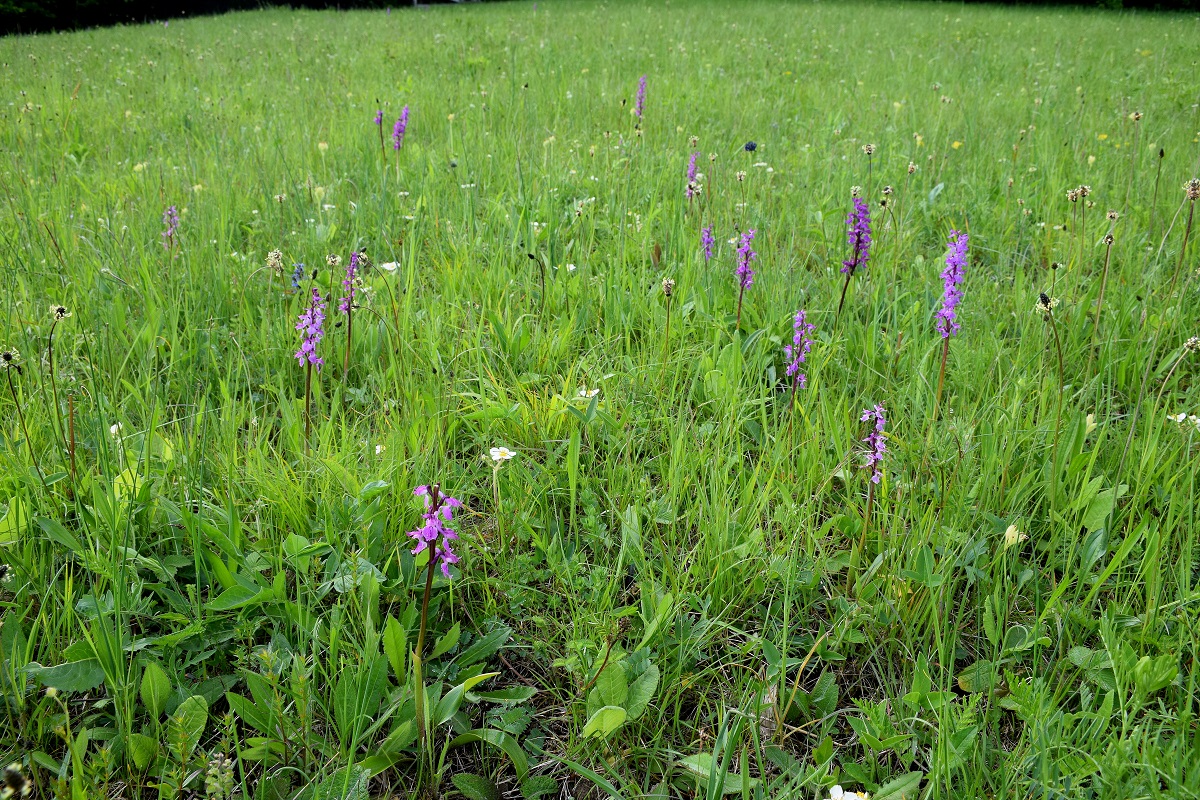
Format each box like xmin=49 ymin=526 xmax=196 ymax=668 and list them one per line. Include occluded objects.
xmin=161 ymin=206 xmax=179 ymax=249
xmin=635 ymin=75 xmax=646 ymax=120
xmin=936 ymin=230 xmax=969 ymax=339
xmin=701 ymin=226 xmax=715 ymax=262
xmin=407 ymin=485 xmax=463 ymax=578
xmin=685 ymin=152 xmax=700 ymax=199
xmin=393 ymin=105 xmax=409 ymax=150
xmin=294 ymin=288 xmax=326 ymax=368
xmin=374 ymin=109 xmax=383 ymax=126
xmin=841 ymin=198 xmax=872 ymax=275
xmin=784 ymin=309 xmax=816 ymax=390
xmin=735 ymin=229 xmax=757 ymax=289
xmin=859 ymin=404 xmax=887 ymax=484
xmin=339 ymin=252 xmax=359 ymax=314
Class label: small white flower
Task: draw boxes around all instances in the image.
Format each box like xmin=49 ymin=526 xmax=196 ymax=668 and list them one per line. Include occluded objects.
xmin=1168 ymin=412 xmax=1188 ymax=423
xmin=489 ymin=446 xmax=516 ymax=463
xmin=375 ymin=444 xmax=386 ymax=455
xmin=1085 ymin=413 xmax=1097 ymax=435
xmin=829 ymin=787 xmax=844 ymax=800
xmin=578 ymin=388 xmax=600 ymax=398
xmin=566 ymin=263 xmax=577 ymax=272
xmin=110 ymin=422 xmax=123 ymax=437
xmin=379 ymin=261 xmax=399 ymax=272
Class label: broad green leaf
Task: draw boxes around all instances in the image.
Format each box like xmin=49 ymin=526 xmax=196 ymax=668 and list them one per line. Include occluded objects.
xmin=455 ymin=625 xmax=512 ymax=667
xmin=383 ymin=615 xmax=407 ymax=681
xmin=451 ymin=773 xmax=501 ymax=800
xmin=167 ymin=695 xmax=207 ymax=761
xmin=521 ymin=776 xmax=559 ymax=800
xmin=430 ymin=622 xmax=461 ymax=659
xmin=450 ymin=728 xmax=530 ymax=780
xmin=625 ymin=663 xmax=659 ymax=720
xmin=37 ymin=517 xmax=83 ymax=551
xmin=810 ymin=669 xmax=838 ymax=717
xmin=470 ymin=686 xmax=537 ymax=704
xmin=1081 ymin=489 xmax=1115 ymax=533
xmin=207 ymin=584 xmax=269 ymax=611
xmin=956 ymin=660 xmax=996 ymax=694
xmin=26 ymin=659 xmax=106 ymax=692
xmin=126 ymin=733 xmax=157 ymax=771
xmin=874 ymin=771 xmax=924 ymax=800
xmin=225 ymin=692 xmax=271 ymax=735
xmin=295 ymin=765 xmax=371 ymax=800
xmin=0 ymin=497 xmax=29 ymax=544
xmin=677 ymin=754 xmax=757 ymax=794
xmin=140 ymin=661 xmax=171 ymax=717
xmin=595 ymin=661 xmax=627 ymax=708
xmin=581 ymin=705 xmax=627 ymax=739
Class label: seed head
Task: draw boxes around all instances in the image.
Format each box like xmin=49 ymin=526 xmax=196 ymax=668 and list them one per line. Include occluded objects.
xmin=689 ymin=135 xmax=699 ymax=147
xmin=1129 ymin=110 xmax=1142 ymax=122
xmin=326 ymin=254 xmax=342 ymax=268
xmin=1186 ymin=179 xmax=1200 ymax=201
xmin=266 ymin=249 xmax=283 ymax=275
xmin=850 ymin=185 xmax=862 ymax=198
xmin=1078 ymin=184 xmax=1091 ymax=197
xmin=881 ymin=185 xmax=894 ymax=196
xmin=1106 ymin=210 xmax=1119 ymax=222
xmin=1185 ymin=336 xmax=1200 ymax=353
xmin=661 ymin=277 xmax=676 ymax=297
xmin=0 ymin=347 xmax=20 ymax=371
xmin=735 ymin=170 xmax=747 ymax=183
xmin=1066 ymin=189 xmax=1080 ymax=203
xmin=862 ymin=143 xmax=876 ymax=155
xmin=708 ymin=152 xmax=717 ymax=163
xmin=908 ymin=162 xmax=917 ymax=174
xmin=1102 ymin=233 xmax=1114 ymax=245
xmin=50 ymin=305 xmax=71 ymax=321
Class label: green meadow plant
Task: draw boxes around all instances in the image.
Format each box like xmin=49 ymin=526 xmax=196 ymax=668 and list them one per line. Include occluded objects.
xmin=2 ymin=2 xmax=1200 ymax=798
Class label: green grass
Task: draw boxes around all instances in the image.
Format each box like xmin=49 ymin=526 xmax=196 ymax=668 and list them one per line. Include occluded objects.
xmin=2 ymin=1 xmax=1200 ymax=797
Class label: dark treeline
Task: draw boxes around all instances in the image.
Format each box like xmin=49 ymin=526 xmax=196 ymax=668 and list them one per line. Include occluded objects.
xmin=2 ymin=0 xmax=1197 ymax=37
xmin=0 ymin=0 xmax=494 ymax=36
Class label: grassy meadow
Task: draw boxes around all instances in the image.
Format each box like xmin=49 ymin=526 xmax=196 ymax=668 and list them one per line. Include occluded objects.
xmin=2 ymin=0 xmax=1200 ymax=797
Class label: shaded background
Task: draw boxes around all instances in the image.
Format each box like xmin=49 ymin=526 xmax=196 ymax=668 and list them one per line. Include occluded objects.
xmin=2 ymin=0 xmax=1199 ymax=36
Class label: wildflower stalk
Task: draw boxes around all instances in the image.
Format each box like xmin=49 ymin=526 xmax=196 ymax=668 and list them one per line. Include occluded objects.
xmin=1038 ymin=298 xmax=1065 ymax=515
xmin=294 ymin=287 xmax=326 ymax=456
xmin=851 ymin=405 xmax=887 ymax=586
xmin=406 ymin=483 xmax=461 ymax=745
xmin=933 ymin=338 xmax=950 ymax=424
xmin=68 ymin=393 xmax=77 ymax=482
xmin=529 ymin=253 xmax=546 ymax=315
xmin=1086 ymin=230 xmax=1116 ymax=380
xmin=1149 ymin=149 xmax=1165 ymax=243
xmin=661 ymin=278 xmax=675 ymax=362
xmin=931 ymin=230 xmax=968 ymax=424
xmin=836 ymin=197 xmax=872 ymax=323
xmin=4 ymin=362 xmax=46 ymax=491
xmin=47 ymin=308 xmax=72 ymax=474
xmin=734 ymin=230 xmax=756 ymax=330
xmin=303 ymin=362 xmax=313 ymax=456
